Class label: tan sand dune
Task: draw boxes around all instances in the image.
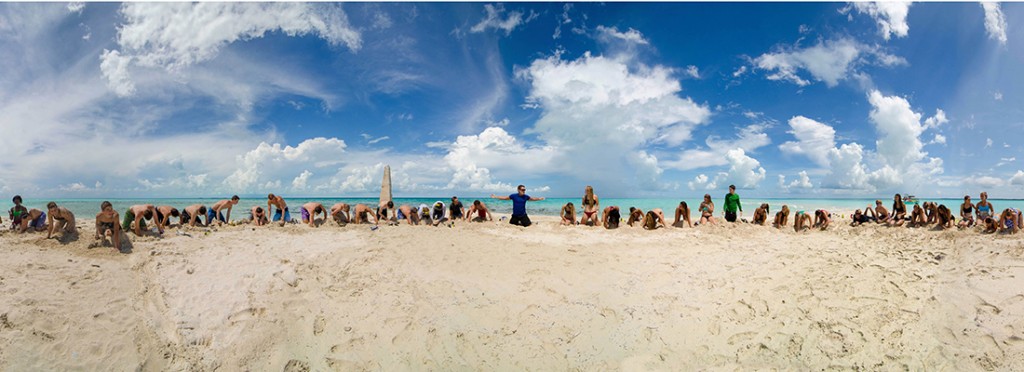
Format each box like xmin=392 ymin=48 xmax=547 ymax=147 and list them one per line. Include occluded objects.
xmin=1 ymin=216 xmax=1022 ymax=370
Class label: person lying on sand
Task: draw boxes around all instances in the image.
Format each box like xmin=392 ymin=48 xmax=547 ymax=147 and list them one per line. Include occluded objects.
xmin=850 ymin=209 xmax=872 ymax=226
xmin=936 ymin=204 xmax=955 ymax=230
xmin=123 ymin=204 xmax=161 ymax=236
xmin=908 ymin=204 xmax=926 ymax=227
xmin=95 ymin=201 xmax=122 ymax=250
xmin=182 ymin=205 xmax=208 ymax=227
xmin=208 ymin=196 xmax=240 ymax=226
xmin=352 ymin=204 xmax=377 ymax=225
xmin=46 ymin=202 xmax=76 ymax=239
xmin=330 ymin=203 xmax=351 ymax=226
xmin=699 ymin=194 xmax=716 ymax=226
xmin=774 ymin=205 xmax=790 ymax=228
xmin=674 ymin=202 xmax=692 ymax=228
xmin=958 ymin=196 xmax=975 ymax=228
xmin=268 ymin=194 xmax=290 ymax=226
xmin=752 ymin=203 xmax=769 ymax=226
xmin=560 ymin=203 xmax=576 ymax=226
xmin=466 ymin=200 xmax=492 ymax=222
xmin=580 ymin=186 xmax=600 ymax=227
xmin=155 ymin=205 xmax=180 ymax=228
xmin=998 ymin=208 xmax=1021 ymax=234
xmin=813 ymin=210 xmax=831 ymax=230
xmin=250 ymin=206 xmax=269 ymax=226
xmin=602 ymin=206 xmax=621 ymax=229
xmin=627 ymin=207 xmax=644 ymax=227
xmin=794 ymin=210 xmax=812 ymax=232
xmin=642 ymin=209 xmax=666 ymax=230
xmin=301 ymin=202 xmax=327 ymax=227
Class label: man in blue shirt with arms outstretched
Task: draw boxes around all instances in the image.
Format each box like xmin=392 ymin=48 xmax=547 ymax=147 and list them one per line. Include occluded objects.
xmin=491 ymin=184 xmax=546 ymax=227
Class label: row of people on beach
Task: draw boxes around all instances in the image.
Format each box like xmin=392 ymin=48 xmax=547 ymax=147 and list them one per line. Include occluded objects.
xmin=6 ymin=186 xmax=1021 ymax=250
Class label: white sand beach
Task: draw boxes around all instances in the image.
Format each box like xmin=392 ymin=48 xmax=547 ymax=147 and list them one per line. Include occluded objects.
xmin=1 ymin=216 xmax=1023 ymax=370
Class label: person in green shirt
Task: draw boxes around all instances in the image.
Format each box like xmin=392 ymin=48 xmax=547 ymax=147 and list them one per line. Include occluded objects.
xmin=723 ymin=185 xmax=742 ymax=222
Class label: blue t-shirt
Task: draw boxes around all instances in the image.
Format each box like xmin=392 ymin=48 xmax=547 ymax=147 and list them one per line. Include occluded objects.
xmin=509 ymin=193 xmax=530 ymax=216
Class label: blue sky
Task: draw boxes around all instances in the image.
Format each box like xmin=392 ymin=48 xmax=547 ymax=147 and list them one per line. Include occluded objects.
xmin=0 ymin=2 xmax=1022 ymax=198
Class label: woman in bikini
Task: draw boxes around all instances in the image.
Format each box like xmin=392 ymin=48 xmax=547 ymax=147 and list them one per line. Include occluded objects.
xmin=642 ymin=209 xmax=666 ymax=230
xmin=698 ymin=194 xmax=716 ymax=226
xmin=673 ymin=201 xmax=692 ymax=227
xmin=957 ymin=196 xmax=975 ymax=228
xmin=752 ymin=203 xmax=769 ymax=225
xmin=774 ymin=205 xmax=790 ymax=228
xmin=793 ymin=210 xmax=812 ymax=232
xmin=890 ymin=194 xmax=907 ymax=226
xmin=560 ymin=202 xmax=576 ymax=226
xmin=46 ymin=202 xmax=76 ymax=239
xmin=580 ymin=186 xmax=600 ymax=226
xmin=908 ymin=204 xmax=926 ymax=227
xmin=976 ymin=192 xmax=994 ymax=223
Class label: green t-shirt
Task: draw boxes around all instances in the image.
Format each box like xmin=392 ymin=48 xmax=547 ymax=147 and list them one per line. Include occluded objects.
xmin=724 ymin=193 xmax=742 ymax=213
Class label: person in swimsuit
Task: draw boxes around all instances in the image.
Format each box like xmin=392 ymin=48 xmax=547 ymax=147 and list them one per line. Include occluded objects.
xmin=752 ymin=203 xmax=769 ymax=226
xmin=95 ymin=201 xmax=122 ymax=250
xmin=395 ymin=204 xmax=420 ymax=225
xmin=352 ymin=204 xmax=377 ymax=225
xmin=958 ymin=196 xmax=975 ymax=228
xmin=774 ymin=205 xmax=790 ymax=228
xmin=627 ymin=207 xmax=644 ymax=227
xmin=889 ymin=194 xmax=907 ymax=227
xmin=642 ymin=209 xmax=667 ymax=230
xmin=935 ymin=204 xmax=955 ymax=230
xmin=813 ymin=209 xmax=831 ymax=230
xmin=449 ymin=197 xmax=465 ymax=221
xmin=602 ymin=206 xmax=621 ymax=229
xmin=301 ymin=202 xmax=327 ymax=227
xmin=20 ymin=208 xmax=48 ymax=233
xmin=377 ymin=200 xmax=396 ymax=225
xmin=794 ymin=210 xmax=812 ymax=232
xmin=181 ymin=204 xmax=208 ymax=227
xmin=560 ymin=202 xmax=576 ymax=226
xmin=908 ymin=204 xmax=927 ymax=227
xmin=46 ymin=202 xmax=76 ymax=239
xmin=976 ymin=192 xmax=994 ymax=222
xmin=999 ymin=208 xmax=1022 ymax=234
xmin=250 ymin=206 xmax=269 ymax=226
xmin=155 ymin=206 xmax=181 ymax=228
xmin=673 ymin=202 xmax=692 ymax=228
xmin=8 ymin=195 xmax=28 ymax=231
xmin=267 ymin=194 xmax=291 ymax=226
xmin=208 ymin=196 xmax=240 ymax=226
xmin=921 ymin=201 xmax=938 ymax=225
xmin=330 ymin=203 xmax=351 ymax=226
xmin=698 ymin=194 xmax=716 ymax=226
xmin=580 ymin=186 xmax=600 ymax=226
xmin=872 ymin=200 xmax=890 ymax=225
xmin=123 ymin=204 xmax=161 ymax=236
xmin=466 ymin=200 xmax=492 ymax=222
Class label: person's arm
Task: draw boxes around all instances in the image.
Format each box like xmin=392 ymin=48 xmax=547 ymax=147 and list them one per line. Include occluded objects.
xmin=152 ymin=207 xmax=164 ymax=233
xmin=225 ymin=205 xmax=233 ymax=224
xmin=602 ymin=211 xmax=609 ymax=228
xmin=529 ymin=196 xmax=545 ymax=201
xmin=46 ymin=212 xmax=55 ymax=238
xmin=738 ymin=197 xmax=743 ymax=214
xmin=491 ymin=194 xmax=510 ymax=200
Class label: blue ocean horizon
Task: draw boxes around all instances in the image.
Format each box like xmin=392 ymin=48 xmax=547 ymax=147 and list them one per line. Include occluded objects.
xmin=12 ymin=196 xmax=1024 ymax=221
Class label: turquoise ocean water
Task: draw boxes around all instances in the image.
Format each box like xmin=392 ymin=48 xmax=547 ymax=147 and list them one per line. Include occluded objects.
xmin=11 ymin=197 xmax=1024 ymax=222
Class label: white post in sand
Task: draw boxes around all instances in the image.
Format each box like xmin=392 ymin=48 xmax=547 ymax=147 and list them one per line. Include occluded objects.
xmin=380 ymin=165 xmax=392 ymax=207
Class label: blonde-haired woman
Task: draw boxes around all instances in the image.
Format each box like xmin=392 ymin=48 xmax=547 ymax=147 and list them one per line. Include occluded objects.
xmin=580 ymin=185 xmax=600 ymax=226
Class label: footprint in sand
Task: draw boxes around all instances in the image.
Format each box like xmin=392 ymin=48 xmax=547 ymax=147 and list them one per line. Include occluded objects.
xmin=313 ymin=315 xmax=325 ymax=336
xmin=599 ymin=307 xmax=620 ymax=322
xmin=282 ymin=359 xmax=310 ymax=372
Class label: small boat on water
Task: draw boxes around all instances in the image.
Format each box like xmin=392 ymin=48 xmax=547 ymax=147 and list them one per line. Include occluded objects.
xmin=903 ymin=195 xmax=918 ymax=204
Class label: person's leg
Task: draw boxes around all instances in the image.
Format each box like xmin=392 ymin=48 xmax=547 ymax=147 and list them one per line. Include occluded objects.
xmin=521 ymin=214 xmax=532 ymax=227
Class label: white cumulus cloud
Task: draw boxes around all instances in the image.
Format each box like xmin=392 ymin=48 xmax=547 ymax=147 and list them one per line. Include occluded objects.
xmin=470 ymin=4 xmax=536 ymax=36
xmin=753 ymin=38 xmax=905 ymax=87
xmin=981 ymin=2 xmax=1008 ymax=45
xmin=845 ymin=2 xmax=912 ymax=40
xmin=595 ymin=25 xmax=650 ymax=45
xmin=778 ymin=116 xmax=837 ymax=167
xmin=1010 ymin=171 xmax=1024 ymax=186
xmin=666 ymin=125 xmax=771 ymax=170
